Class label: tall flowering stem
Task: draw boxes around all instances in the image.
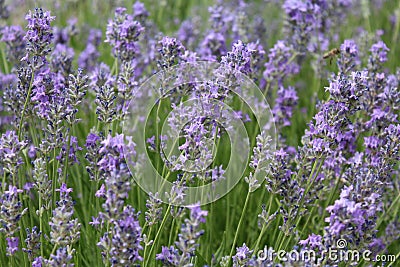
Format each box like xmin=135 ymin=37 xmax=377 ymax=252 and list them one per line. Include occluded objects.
xmin=18 ymin=8 xmax=54 ymax=140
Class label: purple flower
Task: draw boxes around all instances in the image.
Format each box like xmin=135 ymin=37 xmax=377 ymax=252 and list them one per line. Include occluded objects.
xmin=90 ymin=63 xmax=114 ymax=88
xmin=156 ymin=246 xmax=180 ymax=266
xmin=0 ymin=130 xmax=27 ymax=175
xmin=56 ymin=136 xmax=83 ymax=165
xmin=157 ymin=36 xmax=185 ymax=69
xmin=370 ymin=41 xmax=389 ymax=63
xmin=56 ymin=183 xmax=73 ymax=195
xmin=263 ymin=40 xmax=299 ymax=88
xmin=23 ymin=8 xmax=55 ymax=69
xmin=199 ymin=30 xmax=226 ymax=60
xmin=220 ymin=40 xmax=265 ymax=80
xmin=78 ymin=29 xmax=102 ymax=72
xmin=50 ymin=43 xmax=74 ymax=76
xmin=324 ymin=184 xmax=382 ymax=251
xmin=95 ymin=184 xmax=106 ymax=198
xmin=282 ymin=0 xmax=319 ymax=53
xmin=47 ymin=247 xmax=74 ymax=267
xmin=98 ymin=134 xmax=136 ymax=172
xmin=0 ymin=25 xmax=26 ymax=65
xmin=86 ymin=133 xmax=100 ymax=148
xmin=273 ymin=86 xmax=298 ymax=127
xmin=32 ymin=257 xmax=44 ymax=267
xmin=6 ymin=236 xmax=19 ymax=256
xmin=341 ymin=39 xmax=358 ymax=56
xmin=133 ymin=1 xmax=149 ymax=18
xmin=109 ymin=206 xmax=143 ymax=264
xmin=23 ymin=227 xmax=41 ymax=261
xmin=232 ymin=243 xmax=256 ymax=267
xmin=105 ymin=7 xmax=144 ymax=61
xmin=89 ymin=216 xmax=101 ymax=227
xmin=157 ymin=205 xmax=208 ymax=266
xmin=49 ymin=184 xmax=80 ymax=247
xmin=23 ymin=182 xmax=34 ymax=191
xmin=53 ymin=17 xmax=77 ymax=45
xmin=177 ymin=19 xmax=201 ymax=50
xmin=299 ymin=233 xmax=322 ymax=249
xmin=0 ymin=185 xmax=28 ymax=236
xmin=28 ymin=145 xmax=37 ymax=158
xmin=145 ymin=192 xmax=163 ymax=226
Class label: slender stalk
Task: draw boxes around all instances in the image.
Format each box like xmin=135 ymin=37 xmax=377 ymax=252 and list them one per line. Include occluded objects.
xmin=39 ymin=197 xmax=44 ymax=258
xmin=51 ymin=147 xmax=58 ymax=210
xmin=252 ymin=192 xmax=274 ymax=252
xmin=228 ymin=189 xmax=251 ymax=263
xmin=277 ymin=158 xmax=322 ymax=253
xmin=63 ymin=126 xmax=73 ymax=183
xmin=376 ymin=192 xmax=400 ymax=228
xmin=0 ymin=44 xmax=9 ymax=74
xmin=143 ymin=227 xmax=153 ymax=262
xmin=387 ymin=250 xmax=400 ymax=267
xmin=144 ymin=204 xmax=171 ymax=267
xmin=18 ymin=72 xmax=35 ymax=140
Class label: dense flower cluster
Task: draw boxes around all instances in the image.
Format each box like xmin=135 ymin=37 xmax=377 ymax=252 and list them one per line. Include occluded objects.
xmin=156 ymin=205 xmax=208 ymax=266
xmin=0 ymin=1 xmax=399 ymax=267
xmin=105 ymin=7 xmax=144 ymax=61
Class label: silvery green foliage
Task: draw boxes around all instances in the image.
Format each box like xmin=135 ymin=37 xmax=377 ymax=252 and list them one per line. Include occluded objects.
xmin=156 ymin=206 xmax=208 ymax=266
xmin=23 ymin=227 xmax=41 ymax=261
xmin=145 ymin=192 xmax=163 ymax=226
xmin=95 ymin=83 xmax=117 ymax=124
xmin=33 ymin=157 xmax=52 ymax=211
xmin=49 ymin=184 xmax=80 ymax=247
xmin=246 ymin=132 xmax=273 ymax=192
xmin=65 ymin=69 xmax=89 ymax=125
xmin=0 ymin=130 xmax=27 ymax=178
xmin=0 ymin=186 xmax=28 ymax=236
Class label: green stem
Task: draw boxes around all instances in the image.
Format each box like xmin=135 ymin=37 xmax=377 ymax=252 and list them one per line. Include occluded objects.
xmin=18 ymin=72 xmax=35 ymax=140
xmin=318 ymin=173 xmax=342 ymax=230
xmin=52 ymin=146 xmax=59 ymax=210
xmin=2 ymin=172 xmax=6 ymax=192
xmin=49 ymin=244 xmax=58 ymax=259
xmin=376 ymin=192 xmax=400 ymax=228
xmin=168 ymin=218 xmax=176 ymax=245
xmin=144 ymin=204 xmax=172 ymax=267
xmin=63 ymin=126 xmax=72 ymax=183
xmin=278 ymin=159 xmax=323 ymax=252
xmin=228 ymin=190 xmax=251 ymax=264
xmin=0 ymin=44 xmax=9 ymax=74
xmin=252 ymin=192 xmax=274 ymax=252
xmin=39 ymin=197 xmax=44 ymax=258
xmin=387 ymin=250 xmax=400 ymax=267
xmin=143 ymin=227 xmax=153 ymax=263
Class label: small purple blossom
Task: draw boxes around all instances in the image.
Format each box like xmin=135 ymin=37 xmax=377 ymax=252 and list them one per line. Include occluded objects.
xmin=157 ymin=205 xmax=208 ymax=266
xmin=232 ymin=243 xmax=256 ymax=267
xmin=370 ymin=41 xmax=389 ymax=63
xmin=6 ymin=236 xmax=19 ymax=256
xmin=105 ymin=7 xmax=144 ymax=61
xmin=23 ymin=8 xmax=55 ymax=69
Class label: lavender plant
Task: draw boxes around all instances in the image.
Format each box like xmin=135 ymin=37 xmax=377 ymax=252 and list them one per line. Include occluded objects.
xmin=0 ymin=1 xmax=399 ymax=267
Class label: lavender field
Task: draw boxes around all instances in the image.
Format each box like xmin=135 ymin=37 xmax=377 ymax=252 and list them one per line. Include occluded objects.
xmin=0 ymin=0 xmax=399 ymax=266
